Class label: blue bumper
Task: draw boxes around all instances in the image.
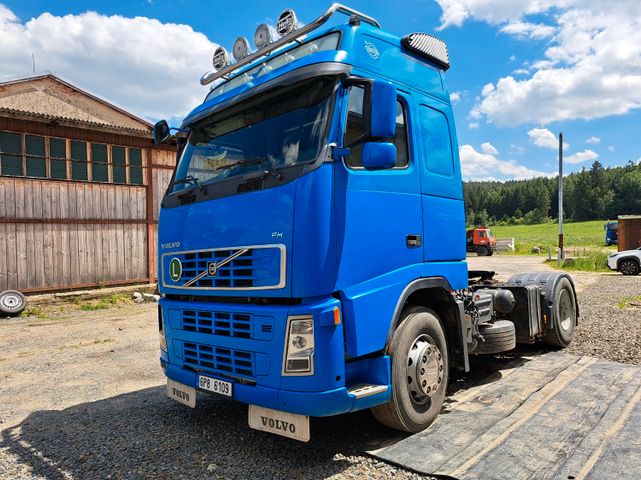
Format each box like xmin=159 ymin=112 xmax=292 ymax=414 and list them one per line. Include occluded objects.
xmin=159 ymin=295 xmax=391 ymax=417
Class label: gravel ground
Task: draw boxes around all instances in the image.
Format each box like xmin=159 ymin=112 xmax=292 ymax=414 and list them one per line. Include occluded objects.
xmin=567 ymin=273 xmax=641 ymax=364
xmin=1 ymin=266 xmax=639 ymax=479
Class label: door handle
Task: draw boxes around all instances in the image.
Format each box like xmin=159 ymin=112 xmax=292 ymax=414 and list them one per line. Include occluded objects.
xmin=406 ymin=234 xmax=422 ymax=248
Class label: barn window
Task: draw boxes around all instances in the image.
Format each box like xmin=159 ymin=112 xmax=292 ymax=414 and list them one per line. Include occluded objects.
xmin=129 ymin=148 xmax=143 ymax=185
xmin=0 ymin=131 xmax=23 ymax=176
xmin=71 ymin=140 xmax=88 ymax=181
xmin=91 ymin=143 xmax=109 ymax=182
xmin=112 ymin=146 xmax=127 ymax=183
xmin=50 ymin=138 xmax=68 ymax=179
xmin=26 ymin=135 xmax=47 ymax=178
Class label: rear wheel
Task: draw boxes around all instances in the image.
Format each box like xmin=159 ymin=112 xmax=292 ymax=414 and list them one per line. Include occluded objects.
xmin=371 ymin=307 xmax=448 ymax=433
xmin=477 ymin=245 xmax=489 ymax=256
xmin=619 ymin=259 xmax=640 ymax=276
xmin=543 ymin=278 xmax=577 ymax=347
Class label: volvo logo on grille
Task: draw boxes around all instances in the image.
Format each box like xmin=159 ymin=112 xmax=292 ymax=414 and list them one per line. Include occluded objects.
xmin=208 ymin=261 xmax=217 ymax=277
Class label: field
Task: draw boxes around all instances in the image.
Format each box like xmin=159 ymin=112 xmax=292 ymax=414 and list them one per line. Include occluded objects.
xmin=490 ymin=220 xmax=615 ymax=254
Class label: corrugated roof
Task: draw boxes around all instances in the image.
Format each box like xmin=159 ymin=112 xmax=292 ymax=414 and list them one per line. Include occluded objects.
xmin=0 ymin=72 xmax=153 ymax=134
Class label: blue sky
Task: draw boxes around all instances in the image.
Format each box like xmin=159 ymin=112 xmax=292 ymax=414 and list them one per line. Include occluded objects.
xmin=2 ymin=0 xmax=641 ymax=180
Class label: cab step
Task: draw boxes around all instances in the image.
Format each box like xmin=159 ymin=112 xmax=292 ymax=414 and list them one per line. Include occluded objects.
xmin=348 ymin=384 xmax=388 ymax=399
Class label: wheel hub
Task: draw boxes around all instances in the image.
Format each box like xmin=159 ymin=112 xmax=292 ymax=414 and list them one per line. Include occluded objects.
xmin=407 ymin=334 xmax=444 ymax=403
xmin=1 ymin=293 xmax=23 ymax=310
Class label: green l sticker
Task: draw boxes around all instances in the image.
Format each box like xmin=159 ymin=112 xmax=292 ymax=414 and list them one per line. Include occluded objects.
xmin=169 ymin=258 xmax=182 ymax=282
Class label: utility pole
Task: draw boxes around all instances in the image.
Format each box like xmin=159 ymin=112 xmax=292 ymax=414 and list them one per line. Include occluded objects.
xmin=32 ymin=52 xmax=36 ymax=73
xmin=558 ymin=132 xmax=564 ymax=265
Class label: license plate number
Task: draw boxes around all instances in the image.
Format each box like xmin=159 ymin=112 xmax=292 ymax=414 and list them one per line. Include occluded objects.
xmin=198 ymin=375 xmax=232 ymax=397
xmin=248 ymin=405 xmax=310 ymax=442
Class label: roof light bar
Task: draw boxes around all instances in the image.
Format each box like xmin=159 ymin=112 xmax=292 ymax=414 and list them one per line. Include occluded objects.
xmin=401 ymin=33 xmax=450 ymax=70
xmin=201 ymin=3 xmax=381 ymax=85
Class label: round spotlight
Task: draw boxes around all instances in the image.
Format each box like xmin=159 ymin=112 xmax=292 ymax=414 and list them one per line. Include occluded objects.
xmin=276 ymin=9 xmax=298 ymax=37
xmin=212 ymin=46 xmax=230 ymax=71
xmin=232 ymin=36 xmax=251 ymax=60
xmin=254 ymin=23 xmax=274 ymax=49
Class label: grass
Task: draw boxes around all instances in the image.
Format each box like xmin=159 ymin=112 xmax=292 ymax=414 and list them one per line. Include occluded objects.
xmin=20 ymin=305 xmax=48 ymax=319
xmin=489 ymin=220 xmax=616 ymax=255
xmin=617 ymin=295 xmax=641 ymax=309
xmin=556 ymin=251 xmax=611 ymax=272
xmin=79 ymin=293 xmax=129 ymax=311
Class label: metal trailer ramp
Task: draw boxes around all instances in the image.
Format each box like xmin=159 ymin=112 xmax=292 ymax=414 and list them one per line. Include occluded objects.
xmin=367 ymin=351 xmax=641 ymax=480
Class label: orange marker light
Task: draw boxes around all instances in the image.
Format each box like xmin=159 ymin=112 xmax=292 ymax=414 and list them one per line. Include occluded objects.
xmin=333 ymin=307 xmax=341 ymax=325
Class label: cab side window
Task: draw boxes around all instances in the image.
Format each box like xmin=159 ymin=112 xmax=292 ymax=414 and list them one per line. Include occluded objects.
xmin=344 ymin=87 xmax=409 ymax=168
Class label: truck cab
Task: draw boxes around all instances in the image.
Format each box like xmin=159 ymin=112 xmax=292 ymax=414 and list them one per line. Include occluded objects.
xmin=605 ymin=221 xmax=618 ymax=246
xmin=154 ymin=4 xmax=578 ymax=442
xmin=466 ymin=226 xmax=496 ymax=256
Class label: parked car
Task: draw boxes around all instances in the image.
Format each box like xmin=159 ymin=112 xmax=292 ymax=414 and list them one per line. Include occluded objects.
xmin=608 ymin=248 xmax=641 ymax=275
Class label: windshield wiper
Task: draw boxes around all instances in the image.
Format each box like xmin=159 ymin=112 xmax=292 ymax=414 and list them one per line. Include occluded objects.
xmin=171 ymin=175 xmax=206 ymax=194
xmin=212 ymin=158 xmax=284 ymax=180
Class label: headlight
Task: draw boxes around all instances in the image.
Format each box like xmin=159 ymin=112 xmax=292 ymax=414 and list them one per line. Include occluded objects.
xmin=212 ymin=46 xmax=231 ymax=71
xmin=276 ymin=9 xmax=298 ymax=37
xmin=283 ymin=316 xmax=314 ymax=375
xmin=254 ymin=23 xmax=274 ymax=49
xmin=159 ymin=306 xmax=167 ymax=352
xmin=232 ymin=36 xmax=251 ymax=60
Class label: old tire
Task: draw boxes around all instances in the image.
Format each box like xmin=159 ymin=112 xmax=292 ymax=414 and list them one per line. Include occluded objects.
xmin=474 ymin=320 xmax=516 ymax=355
xmin=371 ymin=307 xmax=448 ymax=433
xmin=477 ymin=246 xmax=489 ymax=256
xmin=0 ymin=290 xmax=27 ymax=317
xmin=619 ymin=259 xmax=640 ymax=276
xmin=543 ymin=277 xmax=577 ymax=347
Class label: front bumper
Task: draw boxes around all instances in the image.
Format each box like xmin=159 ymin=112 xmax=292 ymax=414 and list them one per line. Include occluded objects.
xmin=159 ymin=295 xmax=390 ymax=417
xmin=608 ymin=256 xmax=618 ymax=270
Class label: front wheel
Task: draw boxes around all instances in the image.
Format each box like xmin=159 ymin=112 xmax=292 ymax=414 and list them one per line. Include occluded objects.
xmin=371 ymin=307 xmax=448 ymax=433
xmin=619 ymin=259 xmax=640 ymax=276
xmin=477 ymin=245 xmax=489 ymax=256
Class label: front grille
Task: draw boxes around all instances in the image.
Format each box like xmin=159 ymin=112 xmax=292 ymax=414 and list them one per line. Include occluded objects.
xmin=183 ymin=310 xmax=251 ymax=338
xmin=163 ymin=245 xmax=284 ymax=290
xmin=183 ymin=342 xmax=253 ymax=377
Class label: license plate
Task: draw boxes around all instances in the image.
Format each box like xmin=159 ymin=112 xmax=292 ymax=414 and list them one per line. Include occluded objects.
xmin=167 ymin=378 xmax=196 ymax=408
xmin=198 ymin=375 xmax=232 ymax=397
xmin=248 ymin=405 xmax=310 ymax=442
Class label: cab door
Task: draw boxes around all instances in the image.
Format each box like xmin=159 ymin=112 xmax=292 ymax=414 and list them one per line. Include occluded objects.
xmin=334 ymin=83 xmax=423 ymax=290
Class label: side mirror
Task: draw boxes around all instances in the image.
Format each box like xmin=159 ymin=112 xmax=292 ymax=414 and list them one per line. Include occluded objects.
xmin=370 ymin=80 xmax=396 ymax=139
xmin=153 ymin=120 xmax=170 ymax=145
xmin=362 ymin=142 xmax=396 ymax=170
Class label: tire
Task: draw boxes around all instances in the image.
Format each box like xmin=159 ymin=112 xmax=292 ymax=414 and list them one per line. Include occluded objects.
xmin=619 ymin=259 xmax=640 ymax=276
xmin=0 ymin=290 xmax=27 ymax=317
xmin=543 ymin=277 xmax=577 ymax=348
xmin=477 ymin=246 xmax=489 ymax=256
xmin=488 ymin=250 xmax=494 ymax=256
xmin=473 ymin=320 xmax=516 ymax=355
xmin=371 ymin=306 xmax=448 ymax=433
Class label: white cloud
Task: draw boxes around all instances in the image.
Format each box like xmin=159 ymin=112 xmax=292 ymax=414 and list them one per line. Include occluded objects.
xmin=0 ymin=5 xmax=217 ymax=120
xmin=511 ymin=68 xmax=530 ymax=75
xmin=459 ymin=144 xmax=551 ymax=180
xmin=499 ymin=21 xmax=557 ymax=39
xmin=450 ymin=91 xmax=462 ymax=104
xmin=510 ymin=144 xmax=525 ymax=154
xmin=586 ymin=136 xmax=601 ymax=144
xmin=608 ymin=145 xmax=616 ymax=152
xmin=468 ymin=122 xmax=480 ymax=129
xmin=480 ymin=142 xmax=499 ymax=155
xmin=441 ymin=1 xmax=641 ymax=126
xmin=509 ymin=54 xmax=517 ymax=62
xmin=565 ymin=149 xmax=598 ymax=164
xmin=528 ymin=128 xmax=569 ymax=150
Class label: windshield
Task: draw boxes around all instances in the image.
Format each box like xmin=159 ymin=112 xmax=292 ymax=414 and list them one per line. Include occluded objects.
xmin=172 ymin=76 xmax=337 ymax=193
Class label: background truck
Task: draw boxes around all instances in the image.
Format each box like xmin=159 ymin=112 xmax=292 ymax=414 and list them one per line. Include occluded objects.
xmin=605 ymin=220 xmax=618 ymax=246
xmin=466 ymin=226 xmax=496 ymax=256
xmin=153 ymin=4 xmax=578 ymax=442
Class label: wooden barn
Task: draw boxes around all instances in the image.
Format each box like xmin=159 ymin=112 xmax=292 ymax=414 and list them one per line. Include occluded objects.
xmin=0 ymin=73 xmax=176 ymax=293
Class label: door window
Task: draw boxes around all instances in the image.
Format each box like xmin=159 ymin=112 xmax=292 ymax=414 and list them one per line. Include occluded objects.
xmin=344 ymin=87 xmax=409 ymax=169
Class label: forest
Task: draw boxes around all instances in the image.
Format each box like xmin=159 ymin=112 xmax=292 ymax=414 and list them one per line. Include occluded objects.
xmin=464 ymin=161 xmax=641 ymax=226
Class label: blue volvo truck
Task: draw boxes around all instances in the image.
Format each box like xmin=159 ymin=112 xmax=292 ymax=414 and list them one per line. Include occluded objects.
xmin=153 ymin=4 xmax=578 ymax=442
